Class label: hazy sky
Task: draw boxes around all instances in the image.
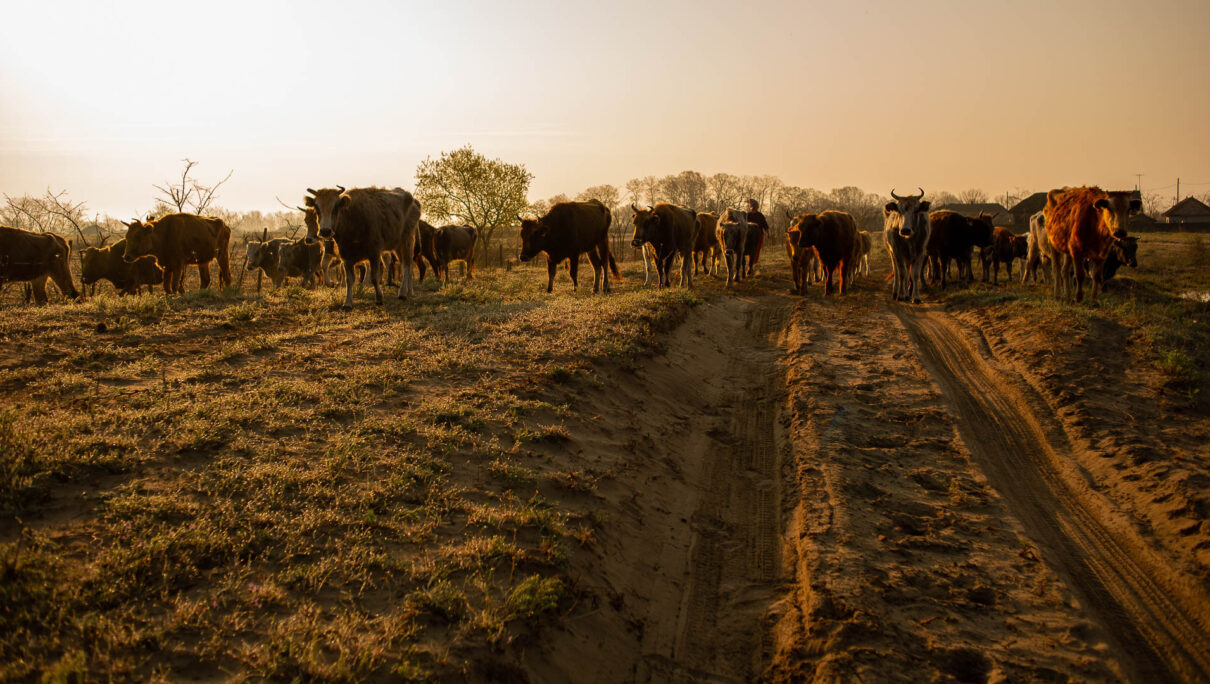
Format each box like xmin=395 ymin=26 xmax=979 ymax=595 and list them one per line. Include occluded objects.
xmin=2 ymin=0 xmax=1208 ymax=217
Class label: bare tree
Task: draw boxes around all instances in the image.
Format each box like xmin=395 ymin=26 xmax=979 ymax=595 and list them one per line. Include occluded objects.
xmin=957 ymin=188 xmax=989 ymax=204
xmin=2 ymin=189 xmax=92 ymax=245
xmin=576 ymin=184 xmax=620 ymax=208
xmin=153 ymin=158 xmax=234 ymax=215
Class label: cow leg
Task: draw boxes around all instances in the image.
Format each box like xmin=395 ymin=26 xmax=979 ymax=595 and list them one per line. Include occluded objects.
xmin=1072 ymin=252 xmax=1086 ymax=302
xmin=342 ymin=261 xmax=356 ymax=309
xmin=1005 ymin=259 xmax=1014 ymax=284
xmin=1087 ymin=256 xmax=1105 ymax=301
xmin=682 ymin=248 xmax=693 ymax=289
xmin=546 ymin=259 xmax=557 ymax=293
xmin=369 ymin=255 xmax=385 ymax=305
xmin=198 ymin=262 xmax=211 ymax=289
xmin=569 ymin=255 xmax=581 ymax=291
xmin=587 ymin=249 xmax=603 ymax=294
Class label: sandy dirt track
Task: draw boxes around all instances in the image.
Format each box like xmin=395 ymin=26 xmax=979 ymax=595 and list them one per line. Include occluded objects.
xmin=532 ymin=271 xmax=1209 ymax=682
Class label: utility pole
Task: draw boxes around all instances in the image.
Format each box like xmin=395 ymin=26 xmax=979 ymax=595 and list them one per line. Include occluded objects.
xmin=1135 ymin=173 xmax=1143 ymax=191
xmin=1177 ymin=178 xmax=1181 ymax=206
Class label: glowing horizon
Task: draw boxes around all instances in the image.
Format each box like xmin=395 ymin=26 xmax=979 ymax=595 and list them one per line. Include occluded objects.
xmin=1 ymin=0 xmax=1207 ymax=217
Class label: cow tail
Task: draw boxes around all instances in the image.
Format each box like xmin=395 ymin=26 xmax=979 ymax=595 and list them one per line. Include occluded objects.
xmin=608 ymin=254 xmax=624 ymax=280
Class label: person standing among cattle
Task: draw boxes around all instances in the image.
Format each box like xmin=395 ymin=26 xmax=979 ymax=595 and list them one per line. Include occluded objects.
xmin=631 ymin=203 xmax=699 ymax=289
xmin=517 ymin=199 xmax=619 ymax=294
xmin=745 ymin=198 xmax=770 ymax=273
xmin=122 ymin=213 xmax=232 ymax=294
xmin=304 ymin=185 xmax=422 ymax=310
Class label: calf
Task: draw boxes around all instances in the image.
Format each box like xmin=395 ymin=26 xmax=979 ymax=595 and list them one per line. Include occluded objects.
xmin=123 ymin=213 xmax=232 ymax=293
xmin=979 ymin=226 xmax=1027 ymax=285
xmin=80 ymin=238 xmax=163 ymax=295
xmin=434 ymin=224 xmax=477 ymax=282
xmin=856 ymin=230 xmax=873 ymax=278
xmin=788 ymin=211 xmax=860 ymax=296
xmin=926 ymin=211 xmax=994 ymax=288
xmin=518 ymin=199 xmax=618 ymax=293
xmin=279 ymin=238 xmax=325 ymax=287
xmin=1044 ymin=186 xmax=1140 ymax=302
xmin=245 ymin=236 xmax=293 ymax=288
xmin=884 ymin=189 xmax=931 ymax=303
xmin=1100 ymin=236 xmax=1139 ymax=282
xmin=631 ymin=203 xmax=699 ymax=288
xmin=1022 ymin=211 xmax=1055 ymax=284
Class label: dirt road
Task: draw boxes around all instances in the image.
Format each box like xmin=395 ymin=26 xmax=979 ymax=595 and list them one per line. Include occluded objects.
xmin=535 ymin=272 xmax=1210 ymax=682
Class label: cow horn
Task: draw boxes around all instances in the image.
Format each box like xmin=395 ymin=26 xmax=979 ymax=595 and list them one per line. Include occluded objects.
xmin=261 ymin=227 xmax=268 ymax=242
xmin=890 ymin=189 xmax=903 ymax=201
xmin=631 ymin=203 xmax=639 ymax=213
xmin=336 ymin=185 xmax=346 ymax=193
xmin=306 ymin=188 xmax=317 ymax=196
xmin=648 ymin=205 xmax=654 ymax=212
xmin=915 ymin=187 xmax=925 ymax=200
xmin=296 ymin=206 xmax=306 ymax=212
xmin=516 ymin=214 xmax=524 ymax=223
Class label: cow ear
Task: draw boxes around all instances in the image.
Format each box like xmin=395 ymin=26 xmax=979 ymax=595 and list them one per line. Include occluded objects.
xmin=919 ymin=201 xmax=930 ymax=211
xmin=336 ymin=195 xmax=350 ymax=210
xmin=303 ymin=196 xmax=315 ymax=207
xmin=1094 ymin=198 xmax=1111 ymax=211
xmin=1129 ymin=198 xmax=1142 ymax=214
xmin=884 ymin=202 xmax=899 ymax=215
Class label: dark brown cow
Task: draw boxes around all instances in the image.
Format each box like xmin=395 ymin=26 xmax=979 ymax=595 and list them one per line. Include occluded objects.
xmin=978 ymin=226 xmax=1027 ymax=285
xmin=788 ymin=211 xmax=860 ymax=296
xmin=304 ymin=186 xmax=422 ymax=309
xmin=414 ymin=220 xmax=440 ymax=282
xmin=433 ymin=224 xmax=477 ymax=282
xmin=785 ymin=222 xmax=812 ymax=294
xmin=631 ymin=203 xmax=699 ymax=288
xmin=0 ymin=225 xmax=80 ymax=303
xmin=123 ymin=213 xmax=232 ymax=294
xmin=1100 ymin=235 xmax=1139 ymax=282
xmin=278 ymin=238 xmax=324 ymax=287
xmin=245 ymin=236 xmax=292 ymax=288
xmin=694 ymin=212 xmax=721 ymax=276
xmin=81 ymin=238 xmax=163 ymax=295
xmin=518 ymin=200 xmax=618 ymax=294
xmin=926 ymin=211 xmax=994 ymax=289
xmin=1044 ymin=186 xmax=1140 ymax=301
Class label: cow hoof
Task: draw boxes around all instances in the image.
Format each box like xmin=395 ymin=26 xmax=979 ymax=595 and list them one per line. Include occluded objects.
xmin=341 ymin=305 xmax=353 ymax=311
xmin=912 ymin=298 xmax=922 ymax=304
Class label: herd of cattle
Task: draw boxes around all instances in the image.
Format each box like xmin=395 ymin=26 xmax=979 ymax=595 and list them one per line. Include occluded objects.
xmin=0 ymin=184 xmax=1142 ymax=308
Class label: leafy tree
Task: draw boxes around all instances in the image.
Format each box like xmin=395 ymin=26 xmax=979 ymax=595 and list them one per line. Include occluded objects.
xmin=415 ymin=145 xmax=533 ymax=250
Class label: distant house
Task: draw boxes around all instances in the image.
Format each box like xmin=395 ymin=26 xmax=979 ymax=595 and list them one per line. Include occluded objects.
xmin=1008 ymin=192 xmax=1048 ymax=231
xmin=1129 ymin=213 xmax=1158 ymax=232
xmin=1162 ymin=197 xmax=1210 ymax=224
xmin=934 ymin=202 xmax=1013 ymax=227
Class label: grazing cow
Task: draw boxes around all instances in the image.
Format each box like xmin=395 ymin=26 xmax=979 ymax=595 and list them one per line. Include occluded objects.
xmin=1044 ymin=186 xmax=1140 ymax=301
xmin=716 ymin=209 xmax=750 ymax=287
xmin=979 ymin=226 xmax=1027 ymax=285
xmin=0 ymin=225 xmax=81 ymax=303
xmin=856 ymin=231 xmax=873 ymax=278
xmin=926 ymin=211 xmax=994 ymax=289
xmin=788 ymin=211 xmax=860 ymax=296
xmin=694 ymin=212 xmax=722 ymax=276
xmin=123 ymin=213 xmax=232 ymax=294
xmin=518 ymin=199 xmax=619 ymax=293
xmin=883 ymin=188 xmax=931 ymax=303
xmin=304 ymin=186 xmax=422 ymax=309
xmin=433 ymin=224 xmax=477 ymax=282
xmin=631 ymin=203 xmax=699 ymax=288
xmin=1100 ymin=235 xmax=1139 ymax=282
xmin=80 ymin=238 xmax=163 ymax=295
xmin=1022 ymin=211 xmax=1055 ymax=284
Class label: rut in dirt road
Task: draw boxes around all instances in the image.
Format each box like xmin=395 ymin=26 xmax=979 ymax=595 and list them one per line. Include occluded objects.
xmin=899 ymin=307 xmax=1210 ymax=683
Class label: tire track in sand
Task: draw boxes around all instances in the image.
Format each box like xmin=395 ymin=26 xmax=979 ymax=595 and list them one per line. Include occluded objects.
xmin=898 ymin=307 xmax=1210 ymax=683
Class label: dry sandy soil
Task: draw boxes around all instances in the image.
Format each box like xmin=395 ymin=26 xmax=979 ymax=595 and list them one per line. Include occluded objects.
xmin=2 ymin=235 xmax=1209 ymax=682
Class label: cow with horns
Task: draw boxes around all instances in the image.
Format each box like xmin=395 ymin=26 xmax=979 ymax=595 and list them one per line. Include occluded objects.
xmin=883 ymin=188 xmax=931 ymax=303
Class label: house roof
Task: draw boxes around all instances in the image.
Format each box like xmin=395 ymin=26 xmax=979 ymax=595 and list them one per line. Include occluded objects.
xmin=935 ymin=203 xmax=1013 ymax=225
xmin=1009 ymin=192 xmax=1048 ymax=216
xmin=1162 ymin=196 xmax=1210 ymax=219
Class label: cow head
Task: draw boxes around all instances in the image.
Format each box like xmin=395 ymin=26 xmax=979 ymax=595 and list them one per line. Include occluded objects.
xmin=517 ymin=215 xmax=546 ymax=262
xmin=631 ymin=204 xmax=661 ymax=248
xmin=719 ymin=221 xmax=745 ymax=256
xmin=122 ymin=219 xmax=155 ymax=263
xmin=1012 ymin=234 xmax=1029 ymax=260
xmin=885 ymin=188 xmax=930 ymax=238
xmin=788 ymin=213 xmax=822 ymax=248
xmin=303 ymin=186 xmax=346 ymax=240
xmin=1093 ymin=191 xmax=1142 ymax=239
xmin=1113 ymin=236 xmax=1139 ymax=268
xmin=80 ymin=245 xmax=104 ymax=285
xmin=972 ymin=213 xmax=996 ymax=246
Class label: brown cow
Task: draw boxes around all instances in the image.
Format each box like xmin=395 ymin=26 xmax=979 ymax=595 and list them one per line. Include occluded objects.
xmin=694 ymin=212 xmax=721 ymax=276
xmin=433 ymin=224 xmax=477 ymax=283
xmin=716 ymin=209 xmax=750 ymax=287
xmin=518 ymin=199 xmax=618 ymax=293
xmin=631 ymin=203 xmax=699 ymax=288
xmin=81 ymin=238 xmax=163 ymax=295
xmin=926 ymin=211 xmax=994 ymax=289
xmin=414 ymin=220 xmax=440 ymax=282
xmin=0 ymin=225 xmax=80 ymax=303
xmin=788 ymin=211 xmax=860 ymax=296
xmin=979 ymin=226 xmax=1027 ymax=285
xmin=304 ymin=186 xmax=421 ymax=309
xmin=1044 ymin=186 xmax=1140 ymax=301
xmin=123 ymin=213 xmax=232 ymax=293
xmin=245 ymin=236 xmax=292 ymax=288
xmin=785 ymin=222 xmax=812 ymax=294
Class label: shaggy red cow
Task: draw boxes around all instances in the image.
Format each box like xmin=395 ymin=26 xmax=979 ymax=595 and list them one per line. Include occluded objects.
xmin=1043 ymin=187 xmax=1140 ymax=302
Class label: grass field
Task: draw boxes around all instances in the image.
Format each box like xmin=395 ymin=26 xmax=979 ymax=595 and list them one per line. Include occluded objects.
xmin=0 ymin=260 xmax=699 ymax=681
